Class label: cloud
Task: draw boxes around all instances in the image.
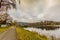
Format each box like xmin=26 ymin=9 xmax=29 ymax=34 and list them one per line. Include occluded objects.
xmin=8 ymin=0 xmax=60 ymax=23
xmin=43 ymin=5 xmax=60 ymax=21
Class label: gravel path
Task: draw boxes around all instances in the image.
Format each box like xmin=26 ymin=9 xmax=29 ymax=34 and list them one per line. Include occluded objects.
xmin=0 ymin=27 xmax=17 ymax=40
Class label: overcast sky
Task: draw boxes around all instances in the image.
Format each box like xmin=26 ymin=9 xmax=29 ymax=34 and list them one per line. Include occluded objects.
xmin=8 ymin=0 xmax=60 ymax=23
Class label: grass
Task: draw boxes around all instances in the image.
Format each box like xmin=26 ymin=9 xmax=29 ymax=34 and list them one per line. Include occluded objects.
xmin=16 ymin=27 xmax=48 ymax=40
xmin=0 ymin=26 xmax=48 ymax=40
xmin=0 ymin=27 xmax=8 ymax=34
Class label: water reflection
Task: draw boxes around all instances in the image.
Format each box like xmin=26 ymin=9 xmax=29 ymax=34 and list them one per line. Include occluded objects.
xmin=24 ymin=27 xmax=60 ymax=40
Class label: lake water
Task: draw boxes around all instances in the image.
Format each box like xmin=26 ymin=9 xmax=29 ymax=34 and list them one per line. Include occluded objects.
xmin=24 ymin=27 xmax=60 ymax=40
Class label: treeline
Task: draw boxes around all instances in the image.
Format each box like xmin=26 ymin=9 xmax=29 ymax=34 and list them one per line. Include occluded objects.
xmin=34 ymin=21 xmax=60 ymax=25
xmin=19 ymin=21 xmax=60 ymax=27
xmin=17 ymin=21 xmax=60 ymax=30
xmin=23 ymin=21 xmax=60 ymax=26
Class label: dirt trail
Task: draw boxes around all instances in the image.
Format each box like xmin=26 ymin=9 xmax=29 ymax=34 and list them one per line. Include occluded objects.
xmin=0 ymin=27 xmax=17 ymax=40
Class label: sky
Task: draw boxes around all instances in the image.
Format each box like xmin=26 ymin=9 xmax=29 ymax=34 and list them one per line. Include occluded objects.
xmin=8 ymin=0 xmax=60 ymax=23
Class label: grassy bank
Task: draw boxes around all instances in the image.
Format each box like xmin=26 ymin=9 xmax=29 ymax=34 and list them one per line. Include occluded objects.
xmin=16 ymin=27 xmax=48 ymax=40
xmin=0 ymin=26 xmax=48 ymax=40
xmin=0 ymin=27 xmax=8 ymax=34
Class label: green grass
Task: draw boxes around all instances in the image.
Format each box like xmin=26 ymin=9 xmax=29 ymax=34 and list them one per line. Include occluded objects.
xmin=0 ymin=26 xmax=48 ymax=40
xmin=0 ymin=27 xmax=8 ymax=34
xmin=16 ymin=27 xmax=48 ymax=40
